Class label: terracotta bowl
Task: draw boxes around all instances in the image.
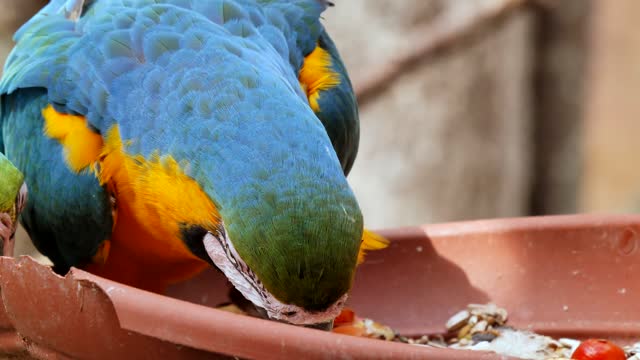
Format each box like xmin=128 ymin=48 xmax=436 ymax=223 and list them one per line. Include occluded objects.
xmin=1 ymin=214 xmax=640 ymax=359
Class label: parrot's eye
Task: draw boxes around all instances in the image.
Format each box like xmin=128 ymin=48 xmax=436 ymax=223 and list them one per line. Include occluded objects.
xmin=283 ymin=311 xmax=297 ymax=316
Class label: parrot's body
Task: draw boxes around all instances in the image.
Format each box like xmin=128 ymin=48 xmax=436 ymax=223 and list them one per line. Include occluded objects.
xmin=0 ymin=153 xmax=27 ymax=256
xmin=0 ymin=0 xmax=385 ymax=327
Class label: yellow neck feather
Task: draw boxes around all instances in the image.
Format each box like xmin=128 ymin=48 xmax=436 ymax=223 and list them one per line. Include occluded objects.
xmin=299 ymin=44 xmax=341 ymax=112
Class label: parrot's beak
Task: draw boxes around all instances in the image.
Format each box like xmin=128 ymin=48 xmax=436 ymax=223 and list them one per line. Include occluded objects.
xmin=210 ymin=234 xmax=342 ymax=331
xmin=241 ymin=295 xmax=334 ymax=331
xmin=304 ymin=320 xmax=334 ymax=331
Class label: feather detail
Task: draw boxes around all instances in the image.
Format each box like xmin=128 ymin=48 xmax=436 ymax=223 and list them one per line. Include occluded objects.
xmin=357 ymin=229 xmax=389 ymax=265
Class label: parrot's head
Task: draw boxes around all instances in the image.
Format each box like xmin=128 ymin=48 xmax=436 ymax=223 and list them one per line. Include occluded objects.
xmin=164 ymin=151 xmax=362 ymax=329
xmin=199 ymin=184 xmax=363 ymax=329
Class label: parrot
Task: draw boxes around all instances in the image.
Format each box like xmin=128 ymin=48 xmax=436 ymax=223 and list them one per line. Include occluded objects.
xmin=0 ymin=153 xmax=27 ymax=256
xmin=0 ymin=0 xmax=387 ymax=329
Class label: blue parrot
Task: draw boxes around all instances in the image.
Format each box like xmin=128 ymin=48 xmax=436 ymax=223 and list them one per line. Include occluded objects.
xmin=0 ymin=0 xmax=386 ymax=329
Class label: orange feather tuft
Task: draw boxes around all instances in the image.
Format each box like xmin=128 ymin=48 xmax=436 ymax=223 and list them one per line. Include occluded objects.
xmin=299 ymin=43 xmax=340 ymax=112
xmin=42 ymin=104 xmax=103 ymax=173
xmin=357 ymin=229 xmax=389 ymax=265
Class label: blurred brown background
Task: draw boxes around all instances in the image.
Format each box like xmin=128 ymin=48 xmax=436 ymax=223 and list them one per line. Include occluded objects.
xmin=0 ymin=0 xmax=637 ymax=259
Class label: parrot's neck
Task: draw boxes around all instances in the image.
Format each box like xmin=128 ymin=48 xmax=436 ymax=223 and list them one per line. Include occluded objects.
xmin=203 ymin=223 xmax=346 ymax=325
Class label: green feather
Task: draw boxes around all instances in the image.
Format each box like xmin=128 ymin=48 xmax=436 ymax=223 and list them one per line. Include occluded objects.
xmin=0 ymin=153 xmax=24 ymax=212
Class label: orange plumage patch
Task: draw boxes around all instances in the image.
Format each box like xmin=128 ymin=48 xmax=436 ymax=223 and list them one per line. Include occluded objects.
xmin=91 ymin=126 xmax=218 ymax=289
xmin=42 ymin=105 xmax=103 ymax=172
xmin=97 ymin=126 xmax=220 ymax=241
xmin=299 ymin=43 xmax=340 ymax=112
xmin=358 ymin=229 xmax=389 ymax=265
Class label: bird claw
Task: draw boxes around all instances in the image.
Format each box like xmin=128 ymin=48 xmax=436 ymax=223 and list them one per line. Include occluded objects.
xmin=0 ymin=213 xmax=15 ymax=257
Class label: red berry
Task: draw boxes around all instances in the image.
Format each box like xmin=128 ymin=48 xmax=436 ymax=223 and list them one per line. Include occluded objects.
xmin=334 ymin=307 xmax=356 ymax=326
xmin=571 ymin=339 xmax=626 ymax=360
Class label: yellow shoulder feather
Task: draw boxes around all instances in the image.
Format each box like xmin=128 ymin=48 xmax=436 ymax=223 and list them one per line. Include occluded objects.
xmin=42 ymin=105 xmax=103 ymax=173
xmin=357 ymin=229 xmax=389 ymax=265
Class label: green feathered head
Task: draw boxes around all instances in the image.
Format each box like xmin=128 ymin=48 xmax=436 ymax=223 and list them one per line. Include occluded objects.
xmin=0 ymin=153 xmax=24 ymax=213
